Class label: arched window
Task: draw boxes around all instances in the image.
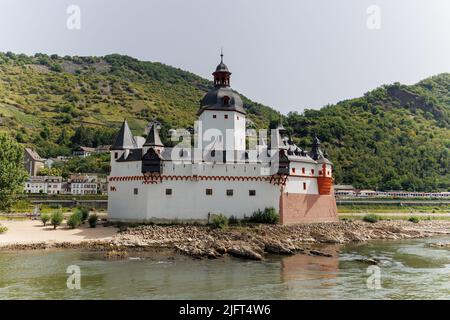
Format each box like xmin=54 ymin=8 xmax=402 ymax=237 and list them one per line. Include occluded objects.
xmin=223 ymin=96 xmax=230 ymax=105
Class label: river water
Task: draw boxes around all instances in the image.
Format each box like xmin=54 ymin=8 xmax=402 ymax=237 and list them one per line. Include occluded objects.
xmin=0 ymin=236 xmax=449 ymax=300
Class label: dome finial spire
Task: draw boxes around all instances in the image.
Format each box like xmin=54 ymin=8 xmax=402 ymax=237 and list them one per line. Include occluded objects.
xmin=213 ymin=50 xmax=231 ymax=87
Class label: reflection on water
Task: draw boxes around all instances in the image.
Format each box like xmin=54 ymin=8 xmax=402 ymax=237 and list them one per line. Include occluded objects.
xmin=0 ymin=236 xmax=449 ymax=300
xmin=280 ymin=247 xmax=340 ymax=299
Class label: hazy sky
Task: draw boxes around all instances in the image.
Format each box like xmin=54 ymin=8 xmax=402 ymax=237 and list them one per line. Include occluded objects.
xmin=0 ymin=0 xmax=449 ymax=114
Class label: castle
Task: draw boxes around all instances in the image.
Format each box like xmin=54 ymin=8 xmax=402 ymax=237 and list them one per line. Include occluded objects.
xmin=107 ymin=55 xmax=337 ymax=224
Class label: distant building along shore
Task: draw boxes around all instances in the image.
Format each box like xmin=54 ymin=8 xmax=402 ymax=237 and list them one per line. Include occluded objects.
xmin=334 ymin=185 xmax=450 ymax=198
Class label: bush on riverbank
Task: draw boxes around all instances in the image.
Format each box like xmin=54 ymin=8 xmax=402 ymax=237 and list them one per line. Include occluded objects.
xmin=51 ymin=211 xmax=64 ymax=230
xmin=211 ymin=214 xmax=228 ymax=229
xmin=362 ymin=214 xmax=381 ymax=223
xmin=40 ymin=212 xmax=51 ymax=226
xmin=75 ymin=206 xmax=89 ymax=223
xmin=408 ymin=216 xmax=420 ymax=223
xmin=88 ymin=214 xmax=98 ymax=228
xmin=247 ymin=207 xmax=279 ymax=224
xmin=0 ymin=225 xmax=7 ymax=234
xmin=67 ymin=212 xmax=81 ymax=229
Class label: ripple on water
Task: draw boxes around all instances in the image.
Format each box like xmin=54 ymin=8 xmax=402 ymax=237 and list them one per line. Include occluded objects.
xmin=0 ymin=236 xmax=449 ymax=299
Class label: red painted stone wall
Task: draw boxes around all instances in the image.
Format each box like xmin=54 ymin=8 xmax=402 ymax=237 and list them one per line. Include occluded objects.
xmin=279 ymin=192 xmax=338 ymax=225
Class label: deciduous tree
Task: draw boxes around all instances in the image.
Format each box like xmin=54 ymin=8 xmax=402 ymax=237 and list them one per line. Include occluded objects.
xmin=0 ymin=133 xmax=28 ymax=211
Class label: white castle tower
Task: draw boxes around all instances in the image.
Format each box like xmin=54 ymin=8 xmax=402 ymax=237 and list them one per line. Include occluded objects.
xmin=107 ymin=54 xmax=337 ymax=224
xmin=198 ymin=52 xmax=246 ymax=159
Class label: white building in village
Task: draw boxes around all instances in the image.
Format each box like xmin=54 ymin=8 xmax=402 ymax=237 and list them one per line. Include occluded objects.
xmin=107 ymin=55 xmax=337 ymax=224
xmin=69 ymin=174 xmax=99 ymax=195
xmin=24 ymin=174 xmax=105 ymax=195
xmin=24 ymin=176 xmax=63 ymax=194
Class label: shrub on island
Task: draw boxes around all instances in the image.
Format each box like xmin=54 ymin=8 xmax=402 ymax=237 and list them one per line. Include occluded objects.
xmin=0 ymin=225 xmax=7 ymax=234
xmin=211 ymin=214 xmax=228 ymax=229
xmin=51 ymin=211 xmax=64 ymax=230
xmin=362 ymin=214 xmax=380 ymax=223
xmin=75 ymin=206 xmax=89 ymax=223
xmin=40 ymin=212 xmax=51 ymax=226
xmin=408 ymin=216 xmax=420 ymax=223
xmin=67 ymin=212 xmax=81 ymax=229
xmin=88 ymin=214 xmax=98 ymax=228
xmin=248 ymin=207 xmax=279 ymax=224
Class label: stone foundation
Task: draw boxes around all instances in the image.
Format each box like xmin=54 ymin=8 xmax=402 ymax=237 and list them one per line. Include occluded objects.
xmin=279 ymin=193 xmax=338 ymax=225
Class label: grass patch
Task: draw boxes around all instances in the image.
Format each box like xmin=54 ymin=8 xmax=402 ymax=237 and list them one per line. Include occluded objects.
xmin=338 ymin=203 xmax=450 ymax=214
xmin=340 ymin=215 xmax=450 ymax=221
xmin=408 ymin=216 xmax=420 ymax=223
xmin=246 ymin=207 xmax=279 ymax=224
xmin=362 ymin=214 xmax=381 ymax=223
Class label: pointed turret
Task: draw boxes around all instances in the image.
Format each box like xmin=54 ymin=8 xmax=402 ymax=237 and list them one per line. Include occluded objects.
xmin=143 ymin=122 xmax=163 ymax=147
xmin=310 ymin=135 xmax=323 ymax=160
xmin=310 ymin=135 xmax=332 ymax=164
xmin=272 ymin=118 xmax=288 ymax=150
xmin=111 ymin=120 xmax=137 ymax=150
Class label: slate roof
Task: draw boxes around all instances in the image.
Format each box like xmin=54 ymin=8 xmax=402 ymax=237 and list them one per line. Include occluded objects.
xmin=116 ymin=148 xmax=143 ymax=162
xmin=309 ymin=135 xmax=332 ymax=164
xmin=198 ymin=87 xmax=246 ymax=115
xmin=215 ymin=61 xmax=229 ymax=72
xmin=111 ymin=120 xmax=137 ymax=150
xmin=144 ymin=122 xmax=163 ymax=147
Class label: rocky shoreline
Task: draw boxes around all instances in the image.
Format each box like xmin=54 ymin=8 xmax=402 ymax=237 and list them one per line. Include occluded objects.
xmin=1 ymin=220 xmax=449 ymax=260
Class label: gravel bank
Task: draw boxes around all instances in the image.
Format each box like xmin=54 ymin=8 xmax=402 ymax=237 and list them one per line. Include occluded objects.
xmin=2 ymin=220 xmax=449 ymax=260
xmin=105 ymin=220 xmax=450 ymax=260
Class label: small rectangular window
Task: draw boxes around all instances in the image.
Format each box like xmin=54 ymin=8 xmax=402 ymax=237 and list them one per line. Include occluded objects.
xmin=319 ymin=170 xmax=322 ymax=175
xmin=213 ymin=114 xmax=217 ymax=119
xmin=114 ymin=152 xmax=118 ymax=159
xmin=224 ymin=115 xmax=228 ymax=119
xmin=237 ymin=116 xmax=240 ymax=120
xmin=249 ymin=190 xmax=256 ymax=196
xmin=311 ymin=169 xmax=315 ymax=174
xmin=302 ymin=167 xmax=305 ymax=174
xmin=133 ymin=188 xmax=138 ymax=195
xmin=226 ymin=189 xmax=233 ymax=196
xmin=303 ymin=182 xmax=307 ymax=190
xmin=165 ymin=188 xmax=172 ymax=195
xmin=292 ymin=168 xmax=296 ymax=173
xmin=206 ymin=188 xmax=213 ymax=195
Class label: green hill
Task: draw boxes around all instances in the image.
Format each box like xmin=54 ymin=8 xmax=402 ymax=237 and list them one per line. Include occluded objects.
xmin=285 ymin=73 xmax=450 ymax=191
xmin=0 ymin=52 xmax=280 ymax=157
xmin=0 ymin=52 xmax=448 ymax=191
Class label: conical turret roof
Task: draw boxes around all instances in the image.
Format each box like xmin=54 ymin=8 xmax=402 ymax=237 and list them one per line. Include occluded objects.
xmin=144 ymin=122 xmax=163 ymax=147
xmin=111 ymin=120 xmax=137 ymax=150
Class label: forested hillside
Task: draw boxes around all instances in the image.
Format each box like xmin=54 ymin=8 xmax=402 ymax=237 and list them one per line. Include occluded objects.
xmin=0 ymin=52 xmax=448 ymax=191
xmin=285 ymin=74 xmax=450 ymax=191
xmin=0 ymin=52 xmax=280 ymax=158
